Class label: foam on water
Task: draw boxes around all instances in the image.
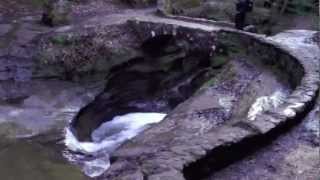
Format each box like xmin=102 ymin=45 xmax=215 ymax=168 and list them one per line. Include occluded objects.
xmin=64 ymin=112 xmax=166 ymax=177
xmin=248 ymin=90 xmax=287 ymax=121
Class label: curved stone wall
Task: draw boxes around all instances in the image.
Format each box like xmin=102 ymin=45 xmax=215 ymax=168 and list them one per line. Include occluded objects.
xmin=97 ymin=17 xmax=319 ymax=180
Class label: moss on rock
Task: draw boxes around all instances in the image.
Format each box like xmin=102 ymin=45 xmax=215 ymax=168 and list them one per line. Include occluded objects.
xmin=42 ymin=0 xmax=71 ymax=26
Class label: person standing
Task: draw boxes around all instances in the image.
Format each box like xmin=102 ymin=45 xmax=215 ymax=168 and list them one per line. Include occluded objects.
xmin=235 ymin=0 xmax=254 ymax=30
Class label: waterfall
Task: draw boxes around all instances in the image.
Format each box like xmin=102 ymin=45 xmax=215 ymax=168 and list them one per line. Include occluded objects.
xmin=64 ymin=112 xmax=166 ymax=177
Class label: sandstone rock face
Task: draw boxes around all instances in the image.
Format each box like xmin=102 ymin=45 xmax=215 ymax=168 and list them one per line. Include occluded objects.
xmin=42 ymin=0 xmax=71 ymax=26
xmin=35 ymin=23 xmax=141 ymax=81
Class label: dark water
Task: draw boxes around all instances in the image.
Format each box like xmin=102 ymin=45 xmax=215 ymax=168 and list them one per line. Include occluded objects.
xmin=0 ymin=139 xmax=85 ymax=180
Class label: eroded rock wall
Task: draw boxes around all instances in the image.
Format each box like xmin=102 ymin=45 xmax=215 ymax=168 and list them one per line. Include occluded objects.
xmin=34 ymin=23 xmax=142 ymax=81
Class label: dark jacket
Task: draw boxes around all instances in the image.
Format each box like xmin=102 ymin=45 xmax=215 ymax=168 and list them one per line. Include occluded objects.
xmin=236 ymin=0 xmax=253 ymax=13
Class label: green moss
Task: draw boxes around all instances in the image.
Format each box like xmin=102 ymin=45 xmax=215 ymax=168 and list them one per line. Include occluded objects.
xmin=197 ymin=63 xmax=236 ymax=93
xmin=216 ymin=33 xmax=248 ymax=57
xmin=202 ymin=77 xmax=216 ymax=87
xmin=157 ymin=51 xmax=186 ymax=71
xmin=50 ymin=35 xmax=71 ymax=46
xmin=210 ymin=55 xmax=229 ymax=68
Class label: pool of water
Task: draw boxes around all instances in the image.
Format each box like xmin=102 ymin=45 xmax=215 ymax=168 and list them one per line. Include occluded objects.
xmin=0 ymin=78 xmax=105 ymax=179
xmin=0 ymin=139 xmax=86 ymax=180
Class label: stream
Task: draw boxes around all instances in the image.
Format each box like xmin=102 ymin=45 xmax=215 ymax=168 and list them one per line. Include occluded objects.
xmin=64 ymin=112 xmax=166 ymax=177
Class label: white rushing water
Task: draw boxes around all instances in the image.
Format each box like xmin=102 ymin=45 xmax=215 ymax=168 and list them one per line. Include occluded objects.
xmin=248 ymin=90 xmax=288 ymax=121
xmin=64 ymin=112 xmax=166 ymax=177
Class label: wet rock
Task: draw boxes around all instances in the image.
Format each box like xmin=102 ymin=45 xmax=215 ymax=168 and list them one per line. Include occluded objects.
xmin=73 ymin=62 xmax=213 ymax=140
xmin=302 ymin=94 xmax=320 ymax=146
xmin=0 ymin=56 xmax=33 ymax=82
xmin=312 ymin=32 xmax=320 ymax=47
xmin=42 ymin=0 xmax=71 ymax=26
xmin=0 ymin=80 xmax=103 ymax=138
xmin=243 ymin=25 xmax=258 ymax=33
xmin=0 ymin=24 xmax=11 ymax=36
xmin=72 ymin=36 xmax=214 ymax=141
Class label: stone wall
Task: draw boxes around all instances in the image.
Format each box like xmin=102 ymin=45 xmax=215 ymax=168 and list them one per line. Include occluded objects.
xmin=128 ymin=20 xmax=217 ymax=53
xmin=216 ymin=30 xmax=305 ymax=88
xmin=98 ymin=19 xmax=319 ymax=180
xmin=129 ymin=19 xmax=305 ymax=88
